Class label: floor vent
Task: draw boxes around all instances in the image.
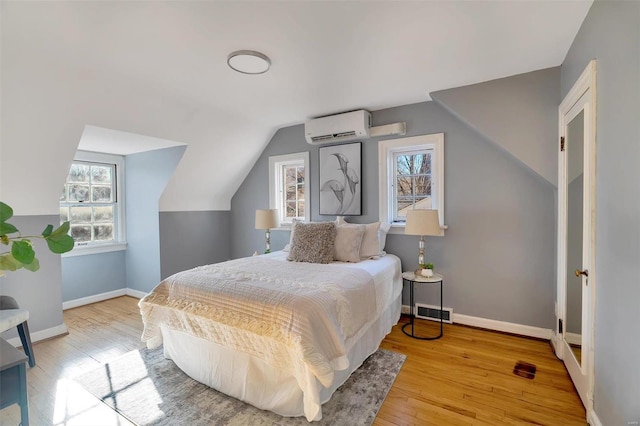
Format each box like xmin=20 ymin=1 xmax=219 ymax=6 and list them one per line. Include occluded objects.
xmin=415 ymin=303 xmax=453 ymax=323
xmin=513 ymin=361 xmax=537 ymax=379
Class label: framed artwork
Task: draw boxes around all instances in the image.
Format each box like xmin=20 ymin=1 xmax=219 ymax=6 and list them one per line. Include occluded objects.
xmin=319 ymin=142 xmax=362 ymax=215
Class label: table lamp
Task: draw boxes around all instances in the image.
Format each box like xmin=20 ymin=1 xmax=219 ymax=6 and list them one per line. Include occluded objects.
xmin=404 ymin=209 xmax=441 ymax=269
xmin=255 ymin=209 xmax=278 ymax=253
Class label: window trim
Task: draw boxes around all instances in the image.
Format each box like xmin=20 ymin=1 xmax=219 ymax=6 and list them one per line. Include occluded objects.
xmin=379 ymin=133 xmax=445 ymax=235
xmin=61 ymin=151 xmax=126 ymax=256
xmin=269 ymin=151 xmax=310 ymax=228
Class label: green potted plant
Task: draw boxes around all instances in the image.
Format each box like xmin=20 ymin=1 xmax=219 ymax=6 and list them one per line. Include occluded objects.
xmin=416 ymin=262 xmax=434 ymax=278
xmin=0 ymin=201 xmax=75 ymax=276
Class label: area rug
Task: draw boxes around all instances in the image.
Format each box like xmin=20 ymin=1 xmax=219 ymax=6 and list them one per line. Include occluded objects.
xmin=74 ymin=347 xmax=405 ymax=425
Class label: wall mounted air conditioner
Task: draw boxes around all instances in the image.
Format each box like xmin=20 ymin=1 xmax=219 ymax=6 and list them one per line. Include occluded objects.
xmin=304 ymin=110 xmax=372 ymax=145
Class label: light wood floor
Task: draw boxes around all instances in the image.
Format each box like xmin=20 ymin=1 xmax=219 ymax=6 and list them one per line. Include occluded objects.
xmin=1 ymin=296 xmax=586 ymax=425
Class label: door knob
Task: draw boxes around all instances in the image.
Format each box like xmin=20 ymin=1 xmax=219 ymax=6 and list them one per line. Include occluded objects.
xmin=575 ymin=269 xmax=589 ymax=277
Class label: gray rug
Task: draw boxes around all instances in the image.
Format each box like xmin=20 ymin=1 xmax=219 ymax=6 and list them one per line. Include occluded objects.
xmin=74 ymin=347 xmax=405 ymax=425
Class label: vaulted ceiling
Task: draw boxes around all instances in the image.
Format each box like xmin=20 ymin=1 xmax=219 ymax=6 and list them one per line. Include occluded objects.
xmin=1 ymin=0 xmax=592 ymax=214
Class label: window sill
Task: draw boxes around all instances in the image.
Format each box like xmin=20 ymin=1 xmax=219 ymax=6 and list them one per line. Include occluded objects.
xmin=62 ymin=242 xmax=128 ymax=257
xmin=388 ymin=223 xmax=447 ymax=236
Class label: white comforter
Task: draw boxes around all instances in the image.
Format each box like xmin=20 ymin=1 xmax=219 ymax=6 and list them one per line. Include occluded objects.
xmin=139 ymin=254 xmax=388 ymax=418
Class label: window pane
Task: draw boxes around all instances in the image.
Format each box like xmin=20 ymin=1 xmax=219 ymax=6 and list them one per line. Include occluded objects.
xmin=69 ymin=184 xmax=90 ymax=202
xmin=71 ymin=225 xmax=91 ymax=242
xmin=68 ymin=164 xmax=90 ymax=182
xmin=286 ymin=185 xmax=296 ymax=202
xmin=70 ymin=206 xmax=92 ymax=223
xmin=396 ymin=200 xmax=413 ymax=217
xmin=297 ymin=201 xmax=305 ymax=219
xmin=60 ymin=207 xmax=69 ymax=222
xmin=396 ymin=155 xmax=412 ymax=176
xmin=285 ymin=166 xmax=296 ymax=186
xmin=396 ymin=197 xmax=432 ymax=219
xmin=93 ymin=206 xmax=113 ymax=222
xmin=297 ymin=185 xmax=304 ymax=202
xmin=94 ymin=224 xmax=114 ymax=241
xmin=91 ymin=166 xmax=112 ymax=183
xmin=396 ymin=176 xmax=412 ymax=196
xmin=286 ymin=201 xmax=297 ymax=218
xmin=92 ymin=186 xmax=112 ymax=202
xmin=413 ymin=176 xmax=431 ymax=196
xmin=297 ymin=167 xmax=305 ymax=184
xmin=424 ymin=153 xmax=432 ymax=174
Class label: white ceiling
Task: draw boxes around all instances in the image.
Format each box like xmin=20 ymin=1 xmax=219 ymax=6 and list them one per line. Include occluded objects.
xmin=2 ymin=0 xmax=592 ymax=212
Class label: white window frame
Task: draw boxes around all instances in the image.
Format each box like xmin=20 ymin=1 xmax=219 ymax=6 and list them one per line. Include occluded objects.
xmin=379 ymin=133 xmax=445 ymax=235
xmin=62 ymin=151 xmax=127 ymax=257
xmin=269 ymin=152 xmax=310 ymax=228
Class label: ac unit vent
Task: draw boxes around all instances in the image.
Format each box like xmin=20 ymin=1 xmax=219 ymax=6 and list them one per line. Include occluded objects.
xmin=311 ymin=131 xmax=357 ymax=142
xmin=415 ymin=303 xmax=453 ymax=324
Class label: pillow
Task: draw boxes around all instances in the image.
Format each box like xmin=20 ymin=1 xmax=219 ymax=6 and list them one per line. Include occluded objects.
xmin=336 ymin=216 xmax=390 ymax=258
xmin=287 ymin=221 xmax=337 ymax=264
xmin=379 ymin=222 xmax=391 ymax=252
xmin=334 ymin=223 xmax=366 ymax=263
xmin=359 ymin=222 xmax=383 ymax=259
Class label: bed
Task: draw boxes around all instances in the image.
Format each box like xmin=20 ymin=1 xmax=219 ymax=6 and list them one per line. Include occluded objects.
xmin=139 ymin=247 xmax=402 ymax=422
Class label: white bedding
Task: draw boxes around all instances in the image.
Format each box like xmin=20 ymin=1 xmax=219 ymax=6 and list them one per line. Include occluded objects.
xmin=139 ymin=251 xmax=402 ymax=421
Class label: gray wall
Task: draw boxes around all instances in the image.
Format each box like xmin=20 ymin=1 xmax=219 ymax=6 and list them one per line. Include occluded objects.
xmin=0 ymin=215 xmax=64 ymax=339
xmin=126 ymin=146 xmax=185 ymax=292
xmin=61 ymin=251 xmax=126 ymax=301
xmin=431 ymin=67 xmax=560 ymax=186
xmin=561 ymin=0 xmax=640 ymax=423
xmin=231 ymin=100 xmax=557 ymax=329
xmin=159 ymin=211 xmax=231 ymax=279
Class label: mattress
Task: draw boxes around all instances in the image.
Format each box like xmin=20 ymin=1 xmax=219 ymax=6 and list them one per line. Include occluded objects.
xmin=139 ymin=251 xmax=402 ymax=421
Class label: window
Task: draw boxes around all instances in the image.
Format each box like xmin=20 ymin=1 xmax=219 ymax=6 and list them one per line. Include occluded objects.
xmin=60 ymin=151 xmax=126 ymax=254
xmin=379 ymin=133 xmax=445 ymax=234
xmin=269 ymin=152 xmax=310 ymax=226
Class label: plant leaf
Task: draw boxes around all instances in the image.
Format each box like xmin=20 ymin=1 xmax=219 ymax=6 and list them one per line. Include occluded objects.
xmin=0 ymin=202 xmax=13 ymax=222
xmin=0 ymin=253 xmax=22 ymax=271
xmin=46 ymin=233 xmax=75 ymax=254
xmin=0 ymin=221 xmax=19 ymax=235
xmin=22 ymin=257 xmax=40 ymax=272
xmin=50 ymin=221 xmax=70 ymax=237
xmin=42 ymin=224 xmax=54 ymax=237
xmin=11 ymin=240 xmax=36 ymax=265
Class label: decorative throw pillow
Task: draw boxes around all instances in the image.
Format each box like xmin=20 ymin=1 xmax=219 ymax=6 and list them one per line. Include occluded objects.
xmin=337 ymin=216 xmax=389 ymax=259
xmin=287 ymin=221 xmax=337 ymax=264
xmin=334 ymin=223 xmax=366 ymax=263
xmin=379 ymin=222 xmax=392 ymax=252
xmin=359 ymin=221 xmax=382 ymax=259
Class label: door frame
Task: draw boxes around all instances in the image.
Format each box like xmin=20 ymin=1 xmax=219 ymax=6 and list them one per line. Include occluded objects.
xmin=556 ymin=59 xmax=597 ymax=413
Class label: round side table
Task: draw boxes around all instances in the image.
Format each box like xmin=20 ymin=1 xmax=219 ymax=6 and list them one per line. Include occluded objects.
xmin=401 ymin=271 xmax=444 ymax=340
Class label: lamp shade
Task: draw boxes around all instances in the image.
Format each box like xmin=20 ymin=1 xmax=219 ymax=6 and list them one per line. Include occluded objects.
xmin=404 ymin=209 xmax=440 ymax=236
xmin=255 ymin=209 xmax=278 ymax=230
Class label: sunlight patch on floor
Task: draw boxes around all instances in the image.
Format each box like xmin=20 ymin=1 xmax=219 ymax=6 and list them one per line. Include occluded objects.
xmin=52 ymin=378 xmax=134 ymax=426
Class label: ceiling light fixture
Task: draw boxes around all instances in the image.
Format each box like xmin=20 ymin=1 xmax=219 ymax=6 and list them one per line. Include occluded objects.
xmin=227 ymin=50 xmax=271 ymax=75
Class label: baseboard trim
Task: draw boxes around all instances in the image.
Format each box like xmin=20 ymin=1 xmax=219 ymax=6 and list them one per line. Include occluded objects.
xmin=587 ymin=409 xmax=602 ymax=426
xmin=6 ymin=323 xmax=69 ymax=347
xmin=126 ymin=288 xmax=147 ymax=299
xmin=63 ymin=289 xmax=127 ymax=310
xmin=62 ymin=288 xmax=149 ymax=310
xmin=453 ymin=313 xmax=552 ymax=340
